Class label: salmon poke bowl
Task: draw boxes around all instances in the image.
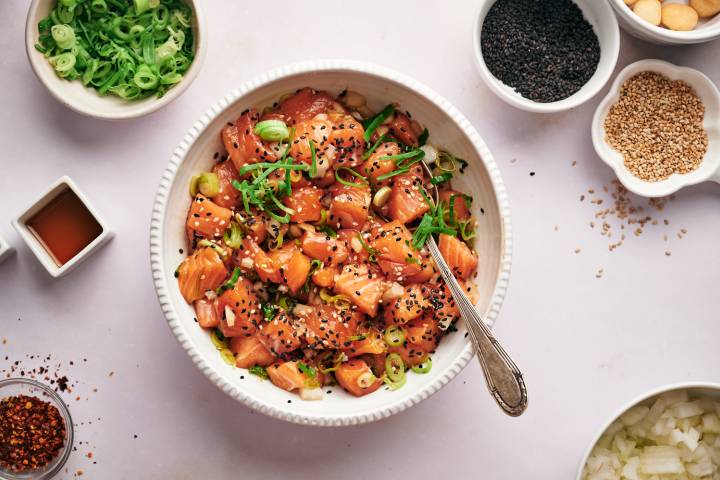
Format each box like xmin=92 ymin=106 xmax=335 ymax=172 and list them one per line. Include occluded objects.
xmin=150 ymin=60 xmax=512 ymax=425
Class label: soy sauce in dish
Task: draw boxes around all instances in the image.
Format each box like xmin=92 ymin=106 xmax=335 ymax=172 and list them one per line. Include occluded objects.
xmin=26 ymin=188 xmax=103 ymax=266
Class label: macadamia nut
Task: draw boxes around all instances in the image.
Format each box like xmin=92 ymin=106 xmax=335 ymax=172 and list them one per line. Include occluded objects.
xmin=662 ymin=3 xmax=699 ymax=30
xmin=633 ymin=0 xmax=662 ymax=25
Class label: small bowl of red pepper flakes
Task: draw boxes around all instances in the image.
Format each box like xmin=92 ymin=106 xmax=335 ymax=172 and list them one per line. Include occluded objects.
xmin=0 ymin=379 xmax=73 ymax=479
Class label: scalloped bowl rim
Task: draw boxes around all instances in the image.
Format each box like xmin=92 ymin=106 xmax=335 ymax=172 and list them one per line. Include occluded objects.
xmin=575 ymin=381 xmax=720 ymax=480
xmin=592 ymin=59 xmax=720 ymax=198
xmin=149 ymin=59 xmax=513 ymax=426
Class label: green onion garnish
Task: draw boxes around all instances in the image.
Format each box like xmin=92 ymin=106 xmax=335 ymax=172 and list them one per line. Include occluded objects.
xmin=418 ymin=128 xmax=429 ymax=146
xmin=216 ymin=267 xmax=241 ymax=295
xmin=411 ymin=358 xmax=432 ymax=374
xmin=317 ymin=225 xmax=337 ymax=238
xmin=357 ymin=233 xmax=379 ymax=262
xmin=335 ymin=167 xmax=367 ymax=188
xmin=362 ymin=134 xmax=387 ymax=160
xmin=383 ymin=327 xmax=406 ymax=347
xmin=430 ymin=172 xmax=453 ymax=185
xmin=254 ymin=119 xmax=290 ymax=142
xmin=35 ymin=0 xmax=195 ymax=100
xmin=223 ymin=222 xmax=243 ymax=249
xmin=262 ymin=304 xmax=276 ymax=322
xmin=248 ymin=366 xmax=269 ymax=380
xmin=309 ymin=139 xmax=318 ymax=178
xmin=363 ymin=104 xmax=395 ymax=142
xmin=297 ymin=362 xmax=317 ymax=379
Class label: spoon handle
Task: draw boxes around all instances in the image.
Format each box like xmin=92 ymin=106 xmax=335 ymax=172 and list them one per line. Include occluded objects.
xmin=426 ymin=237 xmax=528 ymax=417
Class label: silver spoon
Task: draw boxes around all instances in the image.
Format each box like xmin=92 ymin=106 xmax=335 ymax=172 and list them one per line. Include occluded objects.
xmin=377 ymin=159 xmax=528 ymax=417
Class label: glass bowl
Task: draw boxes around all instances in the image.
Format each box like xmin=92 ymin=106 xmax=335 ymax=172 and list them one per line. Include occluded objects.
xmin=0 ymin=378 xmax=74 ymax=480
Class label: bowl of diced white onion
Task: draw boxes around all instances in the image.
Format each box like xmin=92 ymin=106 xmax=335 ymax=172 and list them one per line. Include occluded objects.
xmin=578 ymin=382 xmax=720 ymax=480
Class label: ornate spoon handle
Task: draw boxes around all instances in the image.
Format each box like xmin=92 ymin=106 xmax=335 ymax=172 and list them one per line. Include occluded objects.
xmin=426 ymin=237 xmax=528 ymax=417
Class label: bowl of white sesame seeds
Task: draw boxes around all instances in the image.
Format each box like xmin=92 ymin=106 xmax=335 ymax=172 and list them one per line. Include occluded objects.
xmin=592 ymin=59 xmax=720 ymax=198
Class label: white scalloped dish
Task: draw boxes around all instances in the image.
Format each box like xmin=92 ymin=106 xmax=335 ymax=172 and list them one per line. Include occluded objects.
xmin=150 ymin=60 xmax=512 ymax=426
xmin=592 ymin=59 xmax=720 ymax=198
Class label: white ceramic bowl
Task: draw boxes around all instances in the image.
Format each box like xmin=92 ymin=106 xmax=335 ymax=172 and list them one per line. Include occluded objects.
xmin=150 ymin=60 xmax=512 ymax=426
xmin=472 ymin=0 xmax=620 ymax=113
xmin=25 ymin=0 xmax=206 ymax=120
xmin=592 ymin=59 xmax=720 ymax=198
xmin=12 ymin=176 xmax=114 ymax=277
xmin=610 ymin=0 xmax=720 ymax=45
xmin=576 ymin=382 xmax=720 ymax=480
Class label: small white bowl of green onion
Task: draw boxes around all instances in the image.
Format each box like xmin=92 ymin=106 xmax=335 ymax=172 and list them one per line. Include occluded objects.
xmin=25 ymin=0 xmax=206 ymax=120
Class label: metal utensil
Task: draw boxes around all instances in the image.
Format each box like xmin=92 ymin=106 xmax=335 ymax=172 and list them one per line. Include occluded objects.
xmin=376 ymin=159 xmax=528 ymax=416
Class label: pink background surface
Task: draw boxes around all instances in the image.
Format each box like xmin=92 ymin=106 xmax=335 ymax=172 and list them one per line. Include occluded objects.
xmin=1 ymin=1 xmax=719 ymax=478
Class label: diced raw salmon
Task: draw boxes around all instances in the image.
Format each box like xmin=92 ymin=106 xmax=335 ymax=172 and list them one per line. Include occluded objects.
xmin=312 ymin=265 xmax=338 ymax=288
xmin=267 ymin=244 xmax=311 ymax=294
xmin=237 ymin=238 xmax=281 ymax=283
xmin=230 ymin=336 xmax=276 ymax=368
xmin=440 ymin=190 xmax=471 ymax=222
xmin=300 ymin=230 xmax=349 ymax=266
xmin=221 ymin=109 xmax=277 ymax=171
xmin=257 ymin=311 xmax=302 ymax=356
xmin=194 ymin=298 xmax=220 ymax=328
xmin=370 ymin=221 xmax=423 ymax=281
xmin=278 ymin=88 xmax=338 ymax=125
xmin=327 ymin=114 xmax=365 ymax=168
xmin=244 ymin=212 xmax=268 ymax=244
xmin=329 ymin=183 xmax=371 ymax=229
xmin=335 ymin=359 xmax=382 ymax=397
xmin=216 ymin=278 xmax=262 ymax=338
xmin=405 ymin=317 xmax=441 ymax=353
xmin=211 ymin=161 xmax=241 ymax=209
xmin=438 ymin=234 xmax=478 ymax=280
xmin=383 ymin=284 xmax=428 ymax=325
xmin=425 ymin=283 xmax=459 ymax=327
xmin=388 ymin=163 xmax=429 ymax=224
xmin=404 ymin=253 xmax=436 ymax=283
xmin=297 ymin=304 xmax=360 ymax=350
xmin=362 ymin=142 xmax=400 ymax=188
xmin=186 ymin=194 xmax=233 ymax=239
xmin=289 ymin=118 xmax=334 ymax=166
xmin=177 ymin=247 xmax=228 ymax=303
xmin=267 ymin=361 xmax=308 ymax=392
xmin=284 ymin=186 xmax=323 ymax=223
xmin=333 ymin=264 xmax=386 ymax=317
xmin=387 ymin=112 xmax=419 ymax=147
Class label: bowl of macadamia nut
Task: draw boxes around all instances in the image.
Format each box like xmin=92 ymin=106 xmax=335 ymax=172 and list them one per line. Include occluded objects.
xmin=610 ymin=0 xmax=720 ymax=44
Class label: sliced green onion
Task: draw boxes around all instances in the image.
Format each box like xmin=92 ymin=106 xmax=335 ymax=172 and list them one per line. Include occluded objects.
xmin=383 ymin=326 xmax=406 ymax=347
xmin=376 ymin=167 xmax=408 ymax=182
xmin=189 ymin=172 xmax=220 ymax=197
xmin=133 ymin=64 xmax=159 ymax=90
xmin=363 ymin=104 xmax=395 ymax=142
xmin=197 ymin=239 xmax=228 ymax=260
xmin=317 ymin=225 xmax=337 ymax=238
xmin=411 ymin=358 xmax=432 ymax=374
xmin=210 ymin=329 xmax=228 ymax=349
xmin=248 ymin=366 xmax=269 ymax=380
xmin=319 ymin=288 xmax=351 ymax=310
xmin=51 ymin=24 xmax=76 ymax=50
xmin=448 ymin=194 xmax=472 ymax=227
xmin=377 ymin=148 xmax=424 ymax=164
xmin=223 ymin=222 xmax=243 ymax=249
xmin=297 ymin=362 xmax=317 ymax=379
xmin=437 ymin=151 xmax=460 ymax=172
xmin=90 ymin=0 xmax=108 ymax=13
xmin=383 ymin=374 xmax=406 ymax=390
xmin=135 ymin=0 xmax=160 ymax=14
xmin=430 ymin=172 xmax=453 ymax=185
xmin=335 ymin=167 xmax=367 ymax=188
xmin=216 ymin=267 xmax=242 ymax=295
xmin=357 ymin=233 xmax=379 ymax=261
xmin=309 ymin=139 xmax=318 ymax=178
xmin=49 ymin=52 xmax=76 ymax=75
xmin=458 ymin=218 xmax=477 ymax=242
xmin=362 ymin=134 xmax=387 ymax=160
xmin=385 ymin=353 xmax=406 ymax=382
xmin=254 ymin=120 xmax=290 ymax=142
xmin=262 ymin=304 xmax=276 ymax=321
xmin=220 ymin=348 xmax=236 ymax=366
xmin=418 ymin=128 xmax=429 ymax=146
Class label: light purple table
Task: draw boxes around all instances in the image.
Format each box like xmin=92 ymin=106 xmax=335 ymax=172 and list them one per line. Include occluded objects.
xmin=2 ymin=1 xmax=719 ymax=478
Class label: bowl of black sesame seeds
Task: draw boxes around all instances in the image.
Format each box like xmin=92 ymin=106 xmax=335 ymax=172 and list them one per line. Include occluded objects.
xmin=473 ymin=0 xmax=620 ymax=113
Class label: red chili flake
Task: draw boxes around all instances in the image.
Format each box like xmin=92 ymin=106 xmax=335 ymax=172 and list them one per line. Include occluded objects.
xmin=0 ymin=395 xmax=66 ymax=473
